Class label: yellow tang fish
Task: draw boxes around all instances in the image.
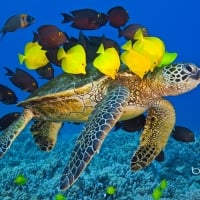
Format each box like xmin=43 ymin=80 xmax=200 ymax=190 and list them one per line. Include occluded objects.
xmin=158 ymin=52 xmax=178 ymax=67
xmin=18 ymin=42 xmax=49 ymax=70
xmin=121 ymin=40 xmax=152 ymax=78
xmin=133 ymin=29 xmax=165 ymax=69
xmin=93 ymin=43 xmax=120 ymax=79
xmin=57 ymin=44 xmax=86 ymax=74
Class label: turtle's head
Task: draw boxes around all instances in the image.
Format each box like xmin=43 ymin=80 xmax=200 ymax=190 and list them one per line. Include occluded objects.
xmin=153 ymin=63 xmax=200 ymax=96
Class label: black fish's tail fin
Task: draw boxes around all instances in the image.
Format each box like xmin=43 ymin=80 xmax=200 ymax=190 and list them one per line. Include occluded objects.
xmin=118 ymin=27 xmax=123 ymax=38
xmin=4 ymin=67 xmax=14 ymax=76
xmin=32 ymin=31 xmax=38 ymax=42
xmin=61 ymin=13 xmax=73 ymax=23
xmin=0 ymin=29 xmax=6 ymax=40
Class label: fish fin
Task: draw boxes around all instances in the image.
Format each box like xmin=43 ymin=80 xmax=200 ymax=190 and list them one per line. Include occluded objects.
xmin=134 ymin=29 xmax=144 ymax=40
xmin=61 ymin=13 xmax=73 ymax=23
xmin=158 ymin=52 xmax=178 ymax=67
xmin=96 ymin=43 xmax=105 ymax=54
xmin=0 ymin=29 xmax=6 ymax=40
xmin=25 ymin=42 xmax=40 ymax=52
xmin=18 ymin=53 xmax=25 ymax=64
xmin=118 ymin=28 xmax=123 ymax=38
xmin=32 ymin=31 xmax=38 ymax=42
xmin=4 ymin=67 xmax=14 ymax=76
xmin=121 ymin=40 xmax=132 ymax=51
xmin=78 ymin=31 xmax=88 ymax=49
xmin=57 ymin=47 xmax=66 ymax=60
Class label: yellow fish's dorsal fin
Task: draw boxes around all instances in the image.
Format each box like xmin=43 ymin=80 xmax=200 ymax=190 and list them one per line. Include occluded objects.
xmin=57 ymin=47 xmax=66 ymax=60
xmin=121 ymin=40 xmax=132 ymax=51
xmin=60 ymin=44 xmax=86 ymax=74
xmin=18 ymin=53 xmax=25 ymax=64
xmin=158 ymin=52 xmax=178 ymax=67
xmin=96 ymin=43 xmax=105 ymax=54
xmin=93 ymin=47 xmax=120 ymax=79
xmin=134 ymin=29 xmax=144 ymax=41
xmin=67 ymin=44 xmax=85 ymax=55
xmin=24 ymin=42 xmax=35 ymax=52
xmin=24 ymin=42 xmax=40 ymax=52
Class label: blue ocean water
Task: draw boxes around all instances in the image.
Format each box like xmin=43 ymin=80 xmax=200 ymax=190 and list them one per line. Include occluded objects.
xmin=0 ymin=0 xmax=200 ymax=199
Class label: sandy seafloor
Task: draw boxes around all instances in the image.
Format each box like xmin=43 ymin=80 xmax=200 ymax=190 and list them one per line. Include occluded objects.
xmin=0 ymin=124 xmax=200 ymax=200
xmin=0 ymin=0 xmax=200 ymax=199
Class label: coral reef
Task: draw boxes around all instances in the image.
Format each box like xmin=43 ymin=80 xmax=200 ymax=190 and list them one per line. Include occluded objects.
xmin=0 ymin=124 xmax=199 ymax=200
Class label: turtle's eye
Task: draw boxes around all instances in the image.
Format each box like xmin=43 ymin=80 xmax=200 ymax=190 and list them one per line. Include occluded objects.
xmin=184 ymin=64 xmax=197 ymax=74
xmin=185 ymin=65 xmax=193 ymax=72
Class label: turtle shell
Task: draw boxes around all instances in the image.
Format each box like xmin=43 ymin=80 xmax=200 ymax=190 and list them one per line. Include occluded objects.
xmin=17 ymin=64 xmax=130 ymax=121
xmin=27 ymin=64 xmax=104 ymax=98
xmin=25 ymin=64 xmax=129 ymax=99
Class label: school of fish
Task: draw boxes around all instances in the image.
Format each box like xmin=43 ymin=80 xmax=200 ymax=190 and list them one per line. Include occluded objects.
xmin=0 ymin=6 xmax=182 ymax=142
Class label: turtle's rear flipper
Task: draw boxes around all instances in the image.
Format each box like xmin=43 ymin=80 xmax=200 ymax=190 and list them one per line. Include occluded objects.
xmin=131 ymin=99 xmax=175 ymax=170
xmin=0 ymin=109 xmax=33 ymax=158
xmin=60 ymin=85 xmax=130 ymax=191
xmin=30 ymin=120 xmax=63 ymax=151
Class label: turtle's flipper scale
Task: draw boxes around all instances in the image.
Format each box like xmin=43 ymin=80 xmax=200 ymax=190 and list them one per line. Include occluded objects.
xmin=131 ymin=99 xmax=175 ymax=170
xmin=0 ymin=109 xmax=33 ymax=158
xmin=30 ymin=120 xmax=63 ymax=151
xmin=60 ymin=85 xmax=130 ymax=190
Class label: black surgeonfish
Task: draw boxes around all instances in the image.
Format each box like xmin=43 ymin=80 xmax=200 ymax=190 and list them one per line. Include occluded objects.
xmin=89 ymin=35 xmax=121 ymax=53
xmin=36 ymin=63 xmax=54 ymax=80
xmin=171 ymin=126 xmax=195 ymax=142
xmin=63 ymin=31 xmax=121 ymax=63
xmin=45 ymin=47 xmax=61 ymax=66
xmin=4 ymin=67 xmax=38 ymax=93
xmin=0 ymin=112 xmax=20 ymax=131
xmin=61 ymin=9 xmax=108 ymax=30
xmin=0 ymin=13 xmax=35 ymax=39
xmin=0 ymin=84 xmax=17 ymax=104
xmin=155 ymin=151 xmax=165 ymax=162
xmin=118 ymin=24 xmax=149 ymax=40
xmin=114 ymin=114 xmax=146 ymax=132
xmin=63 ymin=31 xmax=89 ymax=52
xmin=107 ymin=6 xmax=129 ymax=28
xmin=37 ymin=25 xmax=69 ymax=49
xmin=155 ymin=126 xmax=195 ymax=162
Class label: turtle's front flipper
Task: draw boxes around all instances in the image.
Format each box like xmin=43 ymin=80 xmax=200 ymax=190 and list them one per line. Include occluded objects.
xmin=60 ymin=85 xmax=130 ymax=191
xmin=30 ymin=120 xmax=63 ymax=151
xmin=0 ymin=109 xmax=34 ymax=158
xmin=131 ymin=98 xmax=175 ymax=170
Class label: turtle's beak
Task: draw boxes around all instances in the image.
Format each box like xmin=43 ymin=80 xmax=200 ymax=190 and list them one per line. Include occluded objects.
xmin=191 ymin=67 xmax=200 ymax=82
xmin=197 ymin=68 xmax=200 ymax=82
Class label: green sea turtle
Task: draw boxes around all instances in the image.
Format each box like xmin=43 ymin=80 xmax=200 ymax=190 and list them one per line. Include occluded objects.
xmin=0 ymin=63 xmax=199 ymax=190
